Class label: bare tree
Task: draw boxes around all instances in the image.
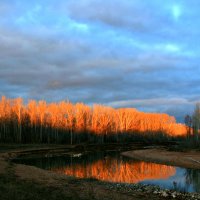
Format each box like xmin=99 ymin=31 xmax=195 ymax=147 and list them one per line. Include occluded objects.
xmin=0 ymin=96 xmax=187 ymax=144
xmin=192 ymin=103 xmax=200 ymax=141
xmin=13 ymin=98 xmax=23 ymax=143
xmin=184 ymin=114 xmax=192 ymax=138
xmin=38 ymin=100 xmax=47 ymax=143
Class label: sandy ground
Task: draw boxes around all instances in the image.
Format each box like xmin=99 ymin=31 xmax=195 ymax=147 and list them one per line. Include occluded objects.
xmin=122 ymin=148 xmax=200 ymax=169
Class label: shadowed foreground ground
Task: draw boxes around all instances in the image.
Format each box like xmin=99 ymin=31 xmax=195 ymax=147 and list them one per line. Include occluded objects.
xmin=0 ymin=144 xmax=199 ymax=200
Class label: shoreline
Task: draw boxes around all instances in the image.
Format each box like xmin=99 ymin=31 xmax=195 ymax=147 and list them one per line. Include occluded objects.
xmin=1 ymin=144 xmax=200 ymax=200
xmin=122 ymin=148 xmax=200 ymax=169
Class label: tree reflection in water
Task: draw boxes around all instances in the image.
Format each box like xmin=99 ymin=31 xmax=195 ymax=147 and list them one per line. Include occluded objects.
xmin=185 ymin=169 xmax=200 ymax=192
xmin=14 ymin=151 xmax=200 ymax=192
xmin=53 ymin=155 xmax=176 ymax=183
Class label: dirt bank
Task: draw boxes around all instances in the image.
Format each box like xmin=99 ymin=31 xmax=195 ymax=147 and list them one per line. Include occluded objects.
xmin=0 ymin=145 xmax=166 ymax=200
xmin=122 ymin=148 xmax=200 ymax=169
xmin=1 ymin=145 xmax=200 ymax=200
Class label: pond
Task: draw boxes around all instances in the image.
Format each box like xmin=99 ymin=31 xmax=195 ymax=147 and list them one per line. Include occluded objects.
xmin=13 ymin=151 xmax=200 ymax=192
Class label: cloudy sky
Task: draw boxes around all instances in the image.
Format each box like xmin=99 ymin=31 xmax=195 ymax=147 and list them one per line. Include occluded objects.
xmin=0 ymin=0 xmax=200 ymax=122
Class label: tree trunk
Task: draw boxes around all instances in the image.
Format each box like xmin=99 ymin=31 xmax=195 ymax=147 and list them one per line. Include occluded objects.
xmin=40 ymin=125 xmax=42 ymax=143
xmin=70 ymin=128 xmax=73 ymax=145
xmin=19 ymin=122 xmax=22 ymax=143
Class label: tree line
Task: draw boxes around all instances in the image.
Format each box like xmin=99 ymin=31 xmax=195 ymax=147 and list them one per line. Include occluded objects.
xmin=184 ymin=103 xmax=200 ymax=141
xmin=0 ymin=96 xmax=186 ymax=144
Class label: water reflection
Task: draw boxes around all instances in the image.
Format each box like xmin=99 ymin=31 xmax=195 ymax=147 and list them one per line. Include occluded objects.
xmin=14 ymin=151 xmax=200 ymax=192
xmin=53 ymin=157 xmax=175 ymax=183
xmin=185 ymin=169 xmax=200 ymax=192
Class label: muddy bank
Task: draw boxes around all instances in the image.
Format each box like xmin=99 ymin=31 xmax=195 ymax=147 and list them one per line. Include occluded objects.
xmin=1 ymin=145 xmax=200 ymax=200
xmin=0 ymin=145 xmax=162 ymax=200
xmin=122 ymin=148 xmax=200 ymax=169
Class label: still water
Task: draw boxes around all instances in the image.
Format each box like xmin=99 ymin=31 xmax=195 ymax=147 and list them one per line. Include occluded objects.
xmin=13 ymin=151 xmax=200 ymax=192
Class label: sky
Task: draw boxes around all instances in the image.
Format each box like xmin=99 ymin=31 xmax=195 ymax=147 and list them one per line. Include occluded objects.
xmin=0 ymin=0 xmax=200 ymax=122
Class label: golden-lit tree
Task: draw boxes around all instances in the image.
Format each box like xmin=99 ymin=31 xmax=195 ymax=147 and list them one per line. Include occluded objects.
xmin=0 ymin=96 xmax=187 ymax=144
xmin=12 ymin=97 xmax=24 ymax=142
xmin=0 ymin=96 xmax=11 ymax=140
xmin=27 ymin=100 xmax=38 ymax=134
xmin=117 ymin=108 xmax=139 ymax=133
xmin=37 ymin=100 xmax=47 ymax=142
xmin=75 ymin=103 xmax=91 ymax=133
xmin=65 ymin=102 xmax=75 ymax=145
